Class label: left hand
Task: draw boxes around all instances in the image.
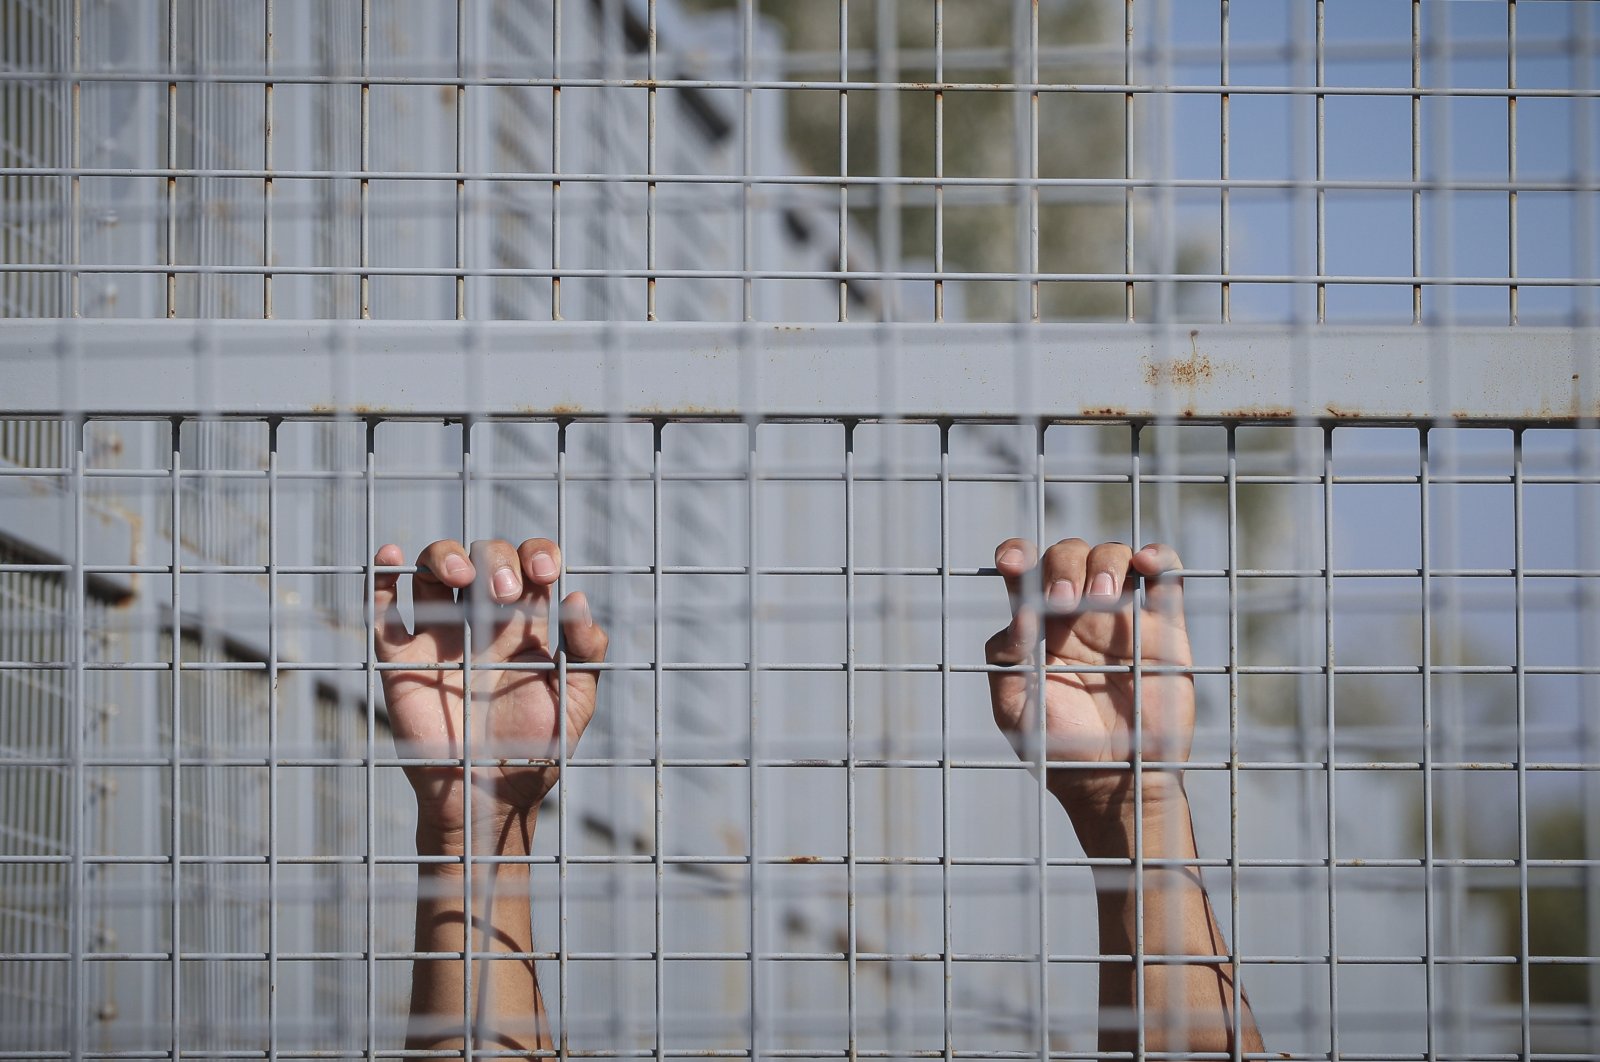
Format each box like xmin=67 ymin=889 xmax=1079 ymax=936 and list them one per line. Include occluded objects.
xmin=372 ymin=536 xmax=609 ymax=852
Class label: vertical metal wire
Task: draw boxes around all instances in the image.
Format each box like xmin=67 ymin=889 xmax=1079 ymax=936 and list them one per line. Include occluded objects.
xmin=932 ymin=0 xmax=944 ymax=323
xmin=838 ymin=0 xmax=850 ymax=323
xmin=746 ymin=418 xmax=761 ymax=1062
xmin=456 ymin=0 xmax=469 ymax=321
xmin=67 ymin=411 xmax=84 ymax=1062
xmin=1322 ymin=424 xmax=1341 ymax=1062
xmin=844 ymin=421 xmax=858 ymax=1062
xmin=1226 ymin=424 xmax=1242 ymax=1062
xmin=741 ymin=0 xmax=754 ymax=321
xmin=459 ymin=419 xmax=476 ymax=1062
xmin=875 ymin=0 xmax=900 ymax=324
xmin=556 ymin=419 xmax=570 ymax=1062
xmin=1026 ymin=0 xmax=1039 ymax=323
xmin=1031 ymin=421 xmax=1048 ymax=1062
xmin=1123 ymin=0 xmax=1134 ymax=322
xmin=1314 ymin=0 xmax=1325 ymax=323
xmin=1506 ymin=0 xmax=1518 ymax=324
xmin=551 ymin=0 xmax=563 ymax=321
xmin=167 ymin=415 xmax=183 ymax=1057
xmin=1410 ymin=0 xmax=1422 ymax=324
xmin=652 ymin=420 xmax=665 ymax=1062
xmin=266 ymin=419 xmax=280 ymax=1062
xmin=1513 ymin=427 xmax=1531 ymax=1061
xmin=1129 ymin=422 xmax=1146 ymax=1059
xmin=165 ymin=0 xmax=177 ymax=319
xmin=262 ymin=0 xmax=273 ymax=320
xmin=937 ymin=421 xmax=952 ymax=1062
xmin=67 ymin=0 xmax=80 ymax=318
xmin=646 ymin=0 xmax=658 ymax=321
xmin=363 ymin=417 xmax=378 ymax=1062
xmin=1418 ymin=427 xmax=1436 ymax=1062
xmin=1218 ymin=0 xmax=1229 ymax=323
xmin=359 ymin=0 xmax=370 ymax=319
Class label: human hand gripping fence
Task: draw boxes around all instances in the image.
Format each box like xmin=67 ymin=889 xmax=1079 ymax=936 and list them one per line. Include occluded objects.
xmin=377 ymin=530 xmax=1266 ymax=1057
xmin=373 ymin=537 xmax=609 ymax=1054
xmin=986 ymin=538 xmax=1266 ymax=1059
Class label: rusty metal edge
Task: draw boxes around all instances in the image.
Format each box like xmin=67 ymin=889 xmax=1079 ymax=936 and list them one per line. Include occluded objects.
xmin=2 ymin=320 xmax=1596 ymax=424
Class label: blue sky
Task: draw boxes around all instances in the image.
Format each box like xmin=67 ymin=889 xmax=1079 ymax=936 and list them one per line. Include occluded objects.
xmin=1155 ymin=0 xmax=1598 ymax=324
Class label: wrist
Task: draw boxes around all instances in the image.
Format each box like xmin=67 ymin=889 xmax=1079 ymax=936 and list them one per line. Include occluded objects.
xmin=1050 ymin=770 xmax=1190 ymax=857
xmin=416 ymin=806 xmax=537 ymax=869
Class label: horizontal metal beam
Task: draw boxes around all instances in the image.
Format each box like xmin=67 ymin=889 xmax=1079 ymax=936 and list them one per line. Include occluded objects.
xmin=3 ymin=321 xmax=1597 ymax=423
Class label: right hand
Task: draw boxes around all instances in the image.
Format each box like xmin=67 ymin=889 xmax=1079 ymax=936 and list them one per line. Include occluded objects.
xmin=985 ymin=537 xmax=1195 ymax=814
xmin=372 ymin=537 xmax=608 ymax=850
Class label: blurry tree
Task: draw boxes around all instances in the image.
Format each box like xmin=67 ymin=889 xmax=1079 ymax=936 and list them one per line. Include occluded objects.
xmin=1491 ymin=804 xmax=1593 ymax=1052
xmin=683 ymin=0 xmax=1201 ymax=323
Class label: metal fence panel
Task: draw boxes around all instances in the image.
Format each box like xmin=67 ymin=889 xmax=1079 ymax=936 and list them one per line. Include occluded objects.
xmin=1 ymin=0 xmax=1597 ymax=1059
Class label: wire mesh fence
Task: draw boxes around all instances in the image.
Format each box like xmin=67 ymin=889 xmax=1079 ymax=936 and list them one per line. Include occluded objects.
xmin=2 ymin=0 xmax=1598 ymax=1059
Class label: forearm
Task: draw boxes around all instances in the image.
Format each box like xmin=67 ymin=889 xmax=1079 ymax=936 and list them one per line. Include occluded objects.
xmin=409 ymin=819 xmax=551 ymax=1055
xmin=1054 ymin=776 xmax=1264 ymax=1057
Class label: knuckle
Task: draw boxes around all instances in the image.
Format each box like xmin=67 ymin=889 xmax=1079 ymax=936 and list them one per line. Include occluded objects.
xmin=1044 ymin=538 xmax=1086 ymax=563
xmin=995 ymin=538 xmax=1037 ymax=567
xmin=1041 ymin=544 xmax=1084 ymax=572
xmin=520 ymin=538 xmax=561 ymax=566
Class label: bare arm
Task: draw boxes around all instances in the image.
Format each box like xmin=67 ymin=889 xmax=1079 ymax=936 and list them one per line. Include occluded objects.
xmin=373 ymin=536 xmax=608 ymax=1053
xmin=1059 ymin=779 xmax=1263 ymax=1056
xmin=409 ymin=817 xmax=549 ymax=1053
xmin=987 ymin=537 xmax=1264 ymax=1057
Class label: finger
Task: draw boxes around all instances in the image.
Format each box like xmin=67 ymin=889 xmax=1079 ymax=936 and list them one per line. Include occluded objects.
xmin=558 ymin=591 xmax=609 ymax=664
xmin=1132 ymin=542 xmax=1186 ymax=626
xmin=1081 ymin=540 xmax=1135 ymax=611
xmin=518 ymin=538 xmax=563 ymax=590
xmin=984 ymin=607 xmax=1038 ymax=666
xmin=512 ymin=538 xmax=562 ymax=639
xmin=1038 ymin=537 xmax=1091 ymax=615
xmin=469 ymin=538 xmax=525 ymax=606
xmin=985 ymin=609 xmax=1038 ymax=737
xmin=371 ymin=543 xmax=412 ymax=657
xmin=414 ymin=538 xmax=473 ymax=630
xmin=558 ymin=590 xmax=610 ymax=710
xmin=993 ymin=538 xmax=1038 ymax=618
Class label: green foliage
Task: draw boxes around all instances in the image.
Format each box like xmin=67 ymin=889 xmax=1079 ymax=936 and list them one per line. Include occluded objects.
xmin=1493 ymin=805 xmax=1592 ymax=1011
xmin=682 ymin=0 xmax=1136 ymax=322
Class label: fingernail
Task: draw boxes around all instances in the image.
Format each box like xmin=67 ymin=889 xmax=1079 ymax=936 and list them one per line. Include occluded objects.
xmin=444 ymin=555 xmax=471 ymax=580
xmin=492 ymin=566 xmax=519 ymax=600
xmin=579 ymin=600 xmax=594 ymax=628
xmin=1140 ymin=544 xmax=1160 ymax=556
xmin=1047 ymin=579 xmax=1077 ymax=609
xmin=531 ymin=552 xmax=558 ymax=579
xmin=1089 ymin=571 xmax=1117 ymax=598
xmin=999 ymin=548 xmax=1023 ymax=567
